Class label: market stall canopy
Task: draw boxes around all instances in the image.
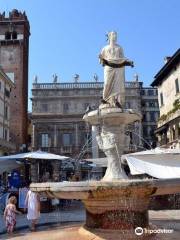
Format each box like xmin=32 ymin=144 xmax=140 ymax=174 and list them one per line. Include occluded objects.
xmin=0 ymin=160 xmax=20 ymax=174
xmin=0 ymin=150 xmax=70 ymax=161
xmin=122 ymin=148 xmax=180 ymax=179
xmin=0 ymin=150 xmax=70 ymax=173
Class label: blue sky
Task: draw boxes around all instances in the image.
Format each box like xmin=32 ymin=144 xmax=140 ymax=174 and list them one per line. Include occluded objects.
xmin=0 ymin=0 xmax=180 ymax=110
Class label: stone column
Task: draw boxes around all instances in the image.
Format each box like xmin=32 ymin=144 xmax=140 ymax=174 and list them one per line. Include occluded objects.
xmin=175 ymin=123 xmax=179 ymax=140
xmin=92 ymin=126 xmax=99 ymax=159
xmin=75 ymin=123 xmax=79 ymax=147
xmin=96 ymin=125 xmax=128 ymax=180
xmin=32 ymin=124 xmax=35 ymax=150
xmin=138 ymin=121 xmax=142 ymax=146
xmin=52 ymin=160 xmax=60 ymax=181
xmin=54 ymin=124 xmax=57 ymax=148
xmin=30 ymin=160 xmax=38 ymax=182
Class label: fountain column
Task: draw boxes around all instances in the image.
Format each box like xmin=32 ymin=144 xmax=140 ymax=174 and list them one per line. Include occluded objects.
xmin=96 ymin=124 xmax=127 ymax=180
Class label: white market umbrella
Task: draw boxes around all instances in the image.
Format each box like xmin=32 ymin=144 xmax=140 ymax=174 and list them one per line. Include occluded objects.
xmin=0 ymin=150 xmax=70 ymax=174
xmin=0 ymin=150 xmax=69 ymax=161
xmin=121 ymin=147 xmax=180 ymax=179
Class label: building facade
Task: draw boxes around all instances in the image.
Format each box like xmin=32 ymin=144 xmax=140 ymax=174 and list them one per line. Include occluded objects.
xmin=31 ymin=76 xmax=159 ymax=159
xmin=151 ymin=49 xmax=180 ymax=148
xmin=141 ymin=87 xmax=159 ymax=148
xmin=0 ymin=9 xmax=30 ymax=150
xmin=0 ymin=68 xmax=15 ymax=154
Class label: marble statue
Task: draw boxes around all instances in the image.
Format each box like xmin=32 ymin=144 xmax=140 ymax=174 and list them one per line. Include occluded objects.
xmin=53 ymin=74 xmax=58 ymax=83
xmin=93 ymin=73 xmax=98 ymax=82
xmin=74 ymin=74 xmax=80 ymax=83
xmin=34 ymin=75 xmax=38 ymax=84
xmin=99 ymin=31 xmax=134 ymax=107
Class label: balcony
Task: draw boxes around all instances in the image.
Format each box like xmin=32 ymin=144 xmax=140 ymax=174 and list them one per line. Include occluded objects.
xmin=60 ymin=146 xmax=72 ymax=154
xmin=158 ymin=110 xmax=180 ymax=128
xmin=33 ymin=82 xmax=104 ymax=90
xmin=32 ymin=81 xmax=142 ymax=90
xmin=39 ymin=146 xmax=91 ymax=157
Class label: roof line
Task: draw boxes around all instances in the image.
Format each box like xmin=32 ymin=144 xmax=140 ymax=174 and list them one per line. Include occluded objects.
xmin=151 ymin=48 xmax=180 ymax=87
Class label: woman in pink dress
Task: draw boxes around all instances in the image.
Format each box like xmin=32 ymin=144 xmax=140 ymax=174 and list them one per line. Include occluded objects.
xmin=4 ymin=196 xmax=21 ymax=234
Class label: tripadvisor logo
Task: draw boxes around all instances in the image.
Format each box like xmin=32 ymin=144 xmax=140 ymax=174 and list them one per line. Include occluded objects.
xmin=135 ymin=227 xmax=174 ymax=235
xmin=135 ymin=227 xmax=143 ymax=236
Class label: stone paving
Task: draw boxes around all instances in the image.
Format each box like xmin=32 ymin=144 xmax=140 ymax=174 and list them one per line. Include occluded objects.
xmin=0 ymin=209 xmax=180 ymax=239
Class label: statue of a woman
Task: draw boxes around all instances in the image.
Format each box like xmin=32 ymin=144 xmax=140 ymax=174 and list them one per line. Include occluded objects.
xmin=99 ymin=31 xmax=133 ymax=107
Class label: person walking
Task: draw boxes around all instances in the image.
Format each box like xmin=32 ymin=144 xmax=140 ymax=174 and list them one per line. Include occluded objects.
xmin=4 ymin=196 xmax=22 ymax=234
xmin=25 ymin=189 xmax=40 ymax=231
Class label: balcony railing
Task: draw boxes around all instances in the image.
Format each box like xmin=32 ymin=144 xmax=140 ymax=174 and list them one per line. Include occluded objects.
xmin=60 ymin=146 xmax=72 ymax=154
xmin=33 ymin=82 xmax=104 ymax=90
xmin=39 ymin=146 xmax=92 ymax=156
xmin=158 ymin=110 xmax=180 ymax=127
xmin=32 ymin=81 xmax=142 ymax=90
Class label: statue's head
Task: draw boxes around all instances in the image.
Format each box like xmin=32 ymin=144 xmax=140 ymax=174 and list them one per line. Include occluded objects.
xmin=107 ymin=31 xmax=117 ymax=43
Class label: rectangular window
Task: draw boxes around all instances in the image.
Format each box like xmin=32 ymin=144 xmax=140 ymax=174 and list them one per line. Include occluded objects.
xmin=141 ymin=101 xmax=145 ymax=107
xmin=41 ymin=133 xmax=49 ymax=147
xmin=62 ymin=133 xmax=71 ymax=146
xmin=148 ymin=89 xmax=154 ymax=96
xmin=5 ymin=89 xmax=10 ymax=98
xmin=143 ymin=126 xmax=148 ymax=137
xmin=140 ymin=90 xmax=145 ymax=95
xmin=4 ymin=129 xmax=8 ymax=140
xmin=4 ymin=105 xmax=8 ymax=120
xmin=149 ymin=101 xmax=155 ymax=107
xmin=160 ymin=92 xmax=164 ymax=106
xmin=150 ymin=112 xmax=155 ymax=121
xmin=63 ymin=103 xmax=69 ymax=113
xmin=175 ymin=78 xmax=179 ymax=94
xmin=143 ymin=114 xmax=146 ymax=122
xmin=155 ymin=101 xmax=159 ymax=107
xmin=41 ymin=104 xmax=48 ymax=112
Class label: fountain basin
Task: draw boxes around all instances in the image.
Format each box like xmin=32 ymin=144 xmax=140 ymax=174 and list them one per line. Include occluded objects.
xmin=31 ymin=178 xmax=180 ymax=231
xmin=83 ymin=108 xmax=141 ymax=125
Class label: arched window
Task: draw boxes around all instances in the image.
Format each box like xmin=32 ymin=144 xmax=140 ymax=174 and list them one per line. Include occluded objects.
xmin=12 ymin=31 xmax=17 ymax=39
xmin=5 ymin=31 xmax=11 ymax=40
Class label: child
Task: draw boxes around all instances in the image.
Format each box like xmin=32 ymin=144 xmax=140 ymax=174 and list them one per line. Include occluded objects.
xmin=4 ymin=196 xmax=21 ymax=234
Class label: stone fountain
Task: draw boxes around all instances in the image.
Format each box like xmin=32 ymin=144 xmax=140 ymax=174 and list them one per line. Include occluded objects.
xmin=31 ymin=32 xmax=180 ymax=239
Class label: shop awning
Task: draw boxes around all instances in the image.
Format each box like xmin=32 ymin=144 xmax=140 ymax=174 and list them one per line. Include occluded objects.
xmin=122 ymin=148 xmax=180 ymax=179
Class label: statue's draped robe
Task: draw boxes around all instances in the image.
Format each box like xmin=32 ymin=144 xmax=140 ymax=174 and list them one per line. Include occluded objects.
xmin=101 ymin=44 xmax=125 ymax=106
